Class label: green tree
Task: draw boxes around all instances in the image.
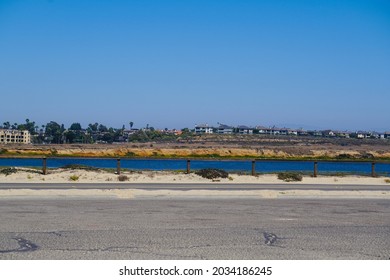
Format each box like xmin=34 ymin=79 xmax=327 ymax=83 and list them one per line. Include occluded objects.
xmin=18 ymin=119 xmax=36 ymax=134
xmin=98 ymin=124 xmax=108 ymax=132
xmin=2 ymin=121 xmax=10 ymax=129
xmin=64 ymin=130 xmax=76 ymax=143
xmin=88 ymin=123 xmax=99 ymax=132
xmin=45 ymin=121 xmax=62 ymax=144
xmin=69 ymin=123 xmax=82 ymax=131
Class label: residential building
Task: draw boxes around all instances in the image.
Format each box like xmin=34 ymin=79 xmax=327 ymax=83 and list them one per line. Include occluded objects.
xmin=195 ymin=124 xmax=213 ymax=134
xmin=217 ymin=124 xmax=234 ymax=134
xmin=237 ymin=125 xmax=253 ymax=134
xmin=0 ymin=129 xmax=31 ymax=144
xmin=322 ymin=130 xmax=336 ymax=137
xmin=255 ymin=126 xmax=269 ymax=134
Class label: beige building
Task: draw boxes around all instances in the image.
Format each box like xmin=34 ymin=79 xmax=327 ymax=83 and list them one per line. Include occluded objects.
xmin=0 ymin=129 xmax=31 ymax=144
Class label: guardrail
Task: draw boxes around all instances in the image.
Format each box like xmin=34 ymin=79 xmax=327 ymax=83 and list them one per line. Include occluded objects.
xmin=36 ymin=157 xmax=388 ymax=177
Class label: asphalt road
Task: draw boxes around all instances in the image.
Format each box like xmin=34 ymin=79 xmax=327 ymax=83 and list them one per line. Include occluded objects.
xmin=1 ymin=182 xmax=390 ymax=191
xmin=0 ymin=197 xmax=389 ymax=260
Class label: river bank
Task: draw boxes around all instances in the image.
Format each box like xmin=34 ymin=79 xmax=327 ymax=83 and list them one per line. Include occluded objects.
xmin=1 ymin=136 xmax=390 ymax=160
xmin=1 ymin=167 xmax=390 ymax=185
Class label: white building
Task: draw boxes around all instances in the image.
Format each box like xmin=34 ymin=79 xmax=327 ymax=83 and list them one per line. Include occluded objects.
xmin=195 ymin=124 xmax=213 ymax=134
xmin=0 ymin=129 xmax=31 ymax=144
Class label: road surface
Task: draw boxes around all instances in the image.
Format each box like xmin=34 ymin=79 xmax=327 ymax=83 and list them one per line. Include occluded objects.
xmin=0 ymin=194 xmax=389 ymax=259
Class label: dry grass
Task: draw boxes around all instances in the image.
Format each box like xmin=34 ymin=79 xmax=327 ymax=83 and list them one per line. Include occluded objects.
xmin=118 ymin=175 xmax=129 ymax=182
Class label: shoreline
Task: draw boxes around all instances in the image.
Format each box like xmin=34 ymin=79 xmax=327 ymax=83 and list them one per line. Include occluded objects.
xmin=1 ymin=169 xmax=389 ymax=199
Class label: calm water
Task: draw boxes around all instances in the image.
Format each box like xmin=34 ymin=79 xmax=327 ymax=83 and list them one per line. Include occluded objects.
xmin=1 ymin=158 xmax=390 ymax=176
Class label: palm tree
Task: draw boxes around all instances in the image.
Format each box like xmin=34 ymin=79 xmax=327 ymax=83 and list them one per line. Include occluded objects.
xmin=3 ymin=121 xmax=10 ymax=129
xmin=129 ymin=121 xmax=134 ymax=130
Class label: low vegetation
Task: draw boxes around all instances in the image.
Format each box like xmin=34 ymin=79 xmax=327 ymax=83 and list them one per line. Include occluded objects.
xmin=69 ymin=175 xmax=80 ymax=181
xmin=0 ymin=167 xmax=18 ymax=176
xmin=195 ymin=168 xmax=229 ymax=180
xmin=277 ymin=172 xmax=303 ymax=182
xmin=118 ymin=175 xmax=129 ymax=181
xmin=385 ymin=179 xmax=390 ymax=184
xmin=62 ymin=164 xmax=99 ymax=171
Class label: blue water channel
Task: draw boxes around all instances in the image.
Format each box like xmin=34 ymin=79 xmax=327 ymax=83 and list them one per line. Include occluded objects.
xmin=1 ymin=158 xmax=390 ymax=176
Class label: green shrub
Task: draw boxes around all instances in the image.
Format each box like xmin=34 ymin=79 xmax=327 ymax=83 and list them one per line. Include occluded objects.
xmin=118 ymin=175 xmax=129 ymax=181
xmin=69 ymin=175 xmax=79 ymax=181
xmin=195 ymin=168 xmax=229 ymax=180
xmin=0 ymin=167 xmax=18 ymax=176
xmin=0 ymin=148 xmax=8 ymax=154
xmin=385 ymin=179 xmax=390 ymax=184
xmin=277 ymin=172 xmax=303 ymax=182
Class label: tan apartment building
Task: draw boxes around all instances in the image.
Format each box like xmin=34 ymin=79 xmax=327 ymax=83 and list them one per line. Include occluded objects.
xmin=0 ymin=129 xmax=31 ymax=144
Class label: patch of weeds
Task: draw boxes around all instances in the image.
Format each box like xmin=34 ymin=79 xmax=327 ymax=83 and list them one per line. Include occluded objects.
xmin=118 ymin=175 xmax=128 ymax=181
xmin=336 ymin=153 xmax=354 ymax=160
xmin=125 ymin=151 xmax=136 ymax=157
xmin=195 ymin=168 xmax=229 ymax=180
xmin=69 ymin=175 xmax=80 ymax=181
xmin=385 ymin=179 xmax=390 ymax=184
xmin=61 ymin=164 xmax=99 ymax=171
xmin=228 ymin=176 xmax=234 ymax=181
xmin=27 ymin=174 xmax=33 ymax=180
xmin=0 ymin=167 xmax=18 ymax=176
xmin=277 ymin=172 xmax=303 ymax=182
xmin=0 ymin=148 xmax=8 ymax=154
xmin=105 ymin=178 xmax=113 ymax=182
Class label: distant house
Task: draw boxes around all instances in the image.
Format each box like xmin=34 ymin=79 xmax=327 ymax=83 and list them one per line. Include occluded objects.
xmin=195 ymin=124 xmax=213 ymax=134
xmin=237 ymin=125 xmax=253 ymax=134
xmin=384 ymin=132 xmax=390 ymax=139
xmin=217 ymin=124 xmax=234 ymax=134
xmin=334 ymin=131 xmax=350 ymax=138
xmin=356 ymin=131 xmax=372 ymax=139
xmin=322 ymin=130 xmax=336 ymax=137
xmin=268 ymin=127 xmax=290 ymax=135
xmin=297 ymin=129 xmax=308 ymax=136
xmin=255 ymin=126 xmax=268 ymax=134
xmin=287 ymin=129 xmax=298 ymax=136
xmin=307 ymin=130 xmax=323 ymax=137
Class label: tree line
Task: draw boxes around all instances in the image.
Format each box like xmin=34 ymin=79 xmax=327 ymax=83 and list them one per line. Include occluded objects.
xmin=1 ymin=119 xmax=191 ymax=144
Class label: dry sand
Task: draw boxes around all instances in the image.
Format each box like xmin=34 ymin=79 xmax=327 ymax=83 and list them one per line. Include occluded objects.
xmin=0 ymin=168 xmax=389 ymax=185
xmin=1 ymin=168 xmax=390 ymax=199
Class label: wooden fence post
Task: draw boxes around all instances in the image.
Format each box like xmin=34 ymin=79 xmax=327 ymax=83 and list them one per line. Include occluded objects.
xmin=117 ymin=158 xmax=121 ymax=175
xmin=42 ymin=157 xmax=47 ymax=175
xmin=313 ymin=161 xmax=318 ymax=177
xmin=371 ymin=162 xmax=376 ymax=177
xmin=251 ymin=160 xmax=256 ymax=176
xmin=187 ymin=159 xmax=191 ymax=174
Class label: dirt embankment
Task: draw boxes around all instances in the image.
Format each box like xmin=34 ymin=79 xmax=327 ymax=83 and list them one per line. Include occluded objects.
xmin=1 ymin=135 xmax=390 ymax=159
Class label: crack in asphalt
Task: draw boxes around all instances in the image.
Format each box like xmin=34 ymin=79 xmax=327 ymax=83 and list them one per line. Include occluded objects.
xmin=263 ymin=232 xmax=278 ymax=246
xmin=263 ymin=232 xmax=288 ymax=248
xmin=0 ymin=237 xmax=39 ymax=253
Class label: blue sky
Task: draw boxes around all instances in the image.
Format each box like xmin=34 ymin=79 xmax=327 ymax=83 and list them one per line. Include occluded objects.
xmin=1 ymin=0 xmax=389 ymax=131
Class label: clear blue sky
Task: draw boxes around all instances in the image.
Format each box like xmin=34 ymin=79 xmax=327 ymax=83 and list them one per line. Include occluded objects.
xmin=1 ymin=0 xmax=389 ymax=131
